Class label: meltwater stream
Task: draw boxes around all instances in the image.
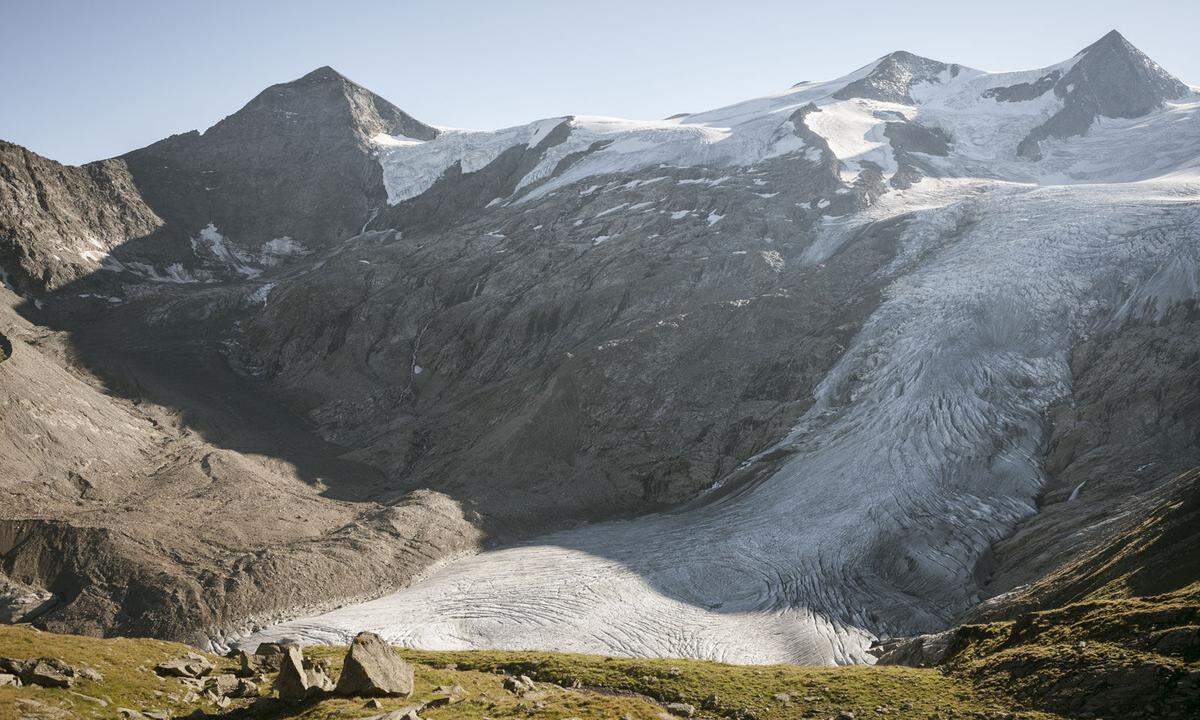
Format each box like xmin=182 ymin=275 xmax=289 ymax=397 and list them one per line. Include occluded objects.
xmin=243 ymin=179 xmax=1200 ymax=665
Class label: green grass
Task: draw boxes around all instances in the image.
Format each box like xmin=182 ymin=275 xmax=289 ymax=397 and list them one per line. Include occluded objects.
xmin=0 ymin=626 xmax=1060 ymax=720
xmin=940 ymin=583 xmax=1200 ymax=719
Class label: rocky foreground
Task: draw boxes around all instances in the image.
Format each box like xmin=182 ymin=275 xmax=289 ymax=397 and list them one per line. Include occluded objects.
xmin=2 ymin=469 xmax=1197 ymax=720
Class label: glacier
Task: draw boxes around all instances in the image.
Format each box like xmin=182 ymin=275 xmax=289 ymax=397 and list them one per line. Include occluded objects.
xmin=241 ymin=38 xmax=1200 ymax=665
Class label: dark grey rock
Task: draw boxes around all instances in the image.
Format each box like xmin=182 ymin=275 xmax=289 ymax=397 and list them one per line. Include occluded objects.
xmin=334 ymin=631 xmax=414 ymax=697
xmin=1015 ymin=30 xmax=1189 ymax=158
xmin=274 ymin=645 xmax=317 ymax=702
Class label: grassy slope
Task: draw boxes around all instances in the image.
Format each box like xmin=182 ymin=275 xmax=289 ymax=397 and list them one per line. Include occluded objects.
xmin=4 ymin=477 xmax=1195 ymax=720
xmin=934 ymin=471 xmax=1200 ymax=719
xmin=0 ymin=625 xmax=1060 ymax=720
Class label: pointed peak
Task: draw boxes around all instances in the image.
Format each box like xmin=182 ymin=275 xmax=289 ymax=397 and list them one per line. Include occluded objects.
xmin=879 ymin=50 xmax=930 ymax=64
xmin=834 ymin=50 xmax=956 ymax=104
xmin=1079 ymin=29 xmax=1133 ymax=56
xmin=290 ymin=65 xmax=351 ymax=85
xmin=1065 ymin=28 xmax=1188 ymax=104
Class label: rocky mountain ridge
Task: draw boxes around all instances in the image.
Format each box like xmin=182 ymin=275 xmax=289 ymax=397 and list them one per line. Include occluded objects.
xmin=0 ymin=31 xmax=1197 ymax=666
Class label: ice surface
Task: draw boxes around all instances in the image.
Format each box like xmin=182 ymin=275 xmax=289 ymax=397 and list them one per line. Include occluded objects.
xmin=243 ymin=174 xmax=1200 ymax=664
xmin=244 ymin=50 xmax=1200 ymax=666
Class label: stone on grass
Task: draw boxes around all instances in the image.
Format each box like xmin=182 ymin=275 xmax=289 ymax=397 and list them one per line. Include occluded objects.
xmin=26 ymin=658 xmax=75 ymax=688
xmin=274 ymin=645 xmax=318 ymax=702
xmin=154 ymin=653 xmax=213 ymax=679
xmin=334 ymin=631 xmax=414 ymax=697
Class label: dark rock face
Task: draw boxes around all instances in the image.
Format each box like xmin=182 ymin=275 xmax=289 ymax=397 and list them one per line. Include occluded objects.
xmin=1015 ymin=30 xmax=1189 ymax=158
xmin=335 ymin=631 xmax=414 ymax=697
xmin=976 ymin=310 xmax=1200 ymax=611
xmin=0 ymin=141 xmax=161 ymax=294
xmin=834 ymin=51 xmax=957 ymax=104
xmin=120 ymin=67 xmax=438 ymax=261
xmin=882 ymin=120 xmax=951 ymax=188
xmin=236 ymin=162 xmax=897 ymax=535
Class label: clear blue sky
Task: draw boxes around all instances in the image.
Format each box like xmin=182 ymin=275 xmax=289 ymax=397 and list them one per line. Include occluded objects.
xmin=2 ymin=0 xmax=1197 ymax=165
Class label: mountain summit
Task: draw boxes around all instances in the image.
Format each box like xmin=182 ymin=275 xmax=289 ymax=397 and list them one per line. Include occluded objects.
xmin=1016 ymin=29 xmax=1188 ymax=157
xmin=115 ymin=66 xmax=438 ymax=260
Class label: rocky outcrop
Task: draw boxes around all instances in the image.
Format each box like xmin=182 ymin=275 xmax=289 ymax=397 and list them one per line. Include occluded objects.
xmin=118 ymin=66 xmax=438 ymax=262
xmin=274 ymin=645 xmax=314 ymax=702
xmin=833 ymin=51 xmax=958 ymax=104
xmin=869 ymin=629 xmax=960 ymax=667
xmin=1015 ymin=30 xmax=1189 ymax=158
xmin=334 ymin=631 xmax=414 ymax=697
xmin=0 ymin=656 xmax=101 ymax=688
xmin=0 ymin=574 xmax=54 ymax=622
xmin=0 ymin=141 xmax=161 ymax=295
xmin=155 ymin=653 xmax=213 ymax=679
xmin=274 ymin=644 xmax=335 ymax=701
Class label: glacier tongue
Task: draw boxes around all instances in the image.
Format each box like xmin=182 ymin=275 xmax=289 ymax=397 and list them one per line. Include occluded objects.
xmin=241 ymin=176 xmax=1200 ymax=664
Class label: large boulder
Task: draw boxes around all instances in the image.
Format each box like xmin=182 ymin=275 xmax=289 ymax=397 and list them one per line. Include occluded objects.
xmin=274 ymin=645 xmax=311 ymax=702
xmin=25 ymin=659 xmax=74 ymax=688
xmin=334 ymin=632 xmax=414 ymax=697
xmin=274 ymin=644 xmax=334 ymax=702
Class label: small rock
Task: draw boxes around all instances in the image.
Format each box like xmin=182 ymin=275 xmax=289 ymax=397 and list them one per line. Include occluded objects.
xmin=0 ymin=672 xmax=20 ymax=687
xmin=335 ymin=631 xmax=414 ymax=697
xmin=835 ymin=712 xmax=856 ymax=720
xmin=68 ymin=691 xmax=107 ymax=706
xmin=503 ymin=674 xmax=538 ymax=694
xmin=205 ymin=672 xmax=240 ymax=696
xmin=144 ymin=711 xmax=171 ymax=720
xmin=366 ymin=698 xmax=384 ymax=709
xmin=155 ymin=655 xmax=213 ymax=679
xmin=78 ymin=666 xmax=104 ymax=683
xmin=667 ymin=702 xmax=696 ymax=717
xmin=116 ymin=709 xmax=143 ymax=719
xmin=374 ymin=707 xmax=424 ymax=720
xmin=773 ymin=692 xmax=791 ymax=704
xmin=26 ymin=658 xmax=75 ymax=688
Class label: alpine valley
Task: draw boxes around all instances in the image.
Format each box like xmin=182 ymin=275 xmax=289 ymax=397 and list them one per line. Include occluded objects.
xmin=1 ymin=29 xmax=1199 ymax=720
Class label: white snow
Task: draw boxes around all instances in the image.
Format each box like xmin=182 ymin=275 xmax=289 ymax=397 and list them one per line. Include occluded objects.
xmin=247 ymin=282 xmax=276 ymax=305
xmin=192 ymin=223 xmax=260 ymax=278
